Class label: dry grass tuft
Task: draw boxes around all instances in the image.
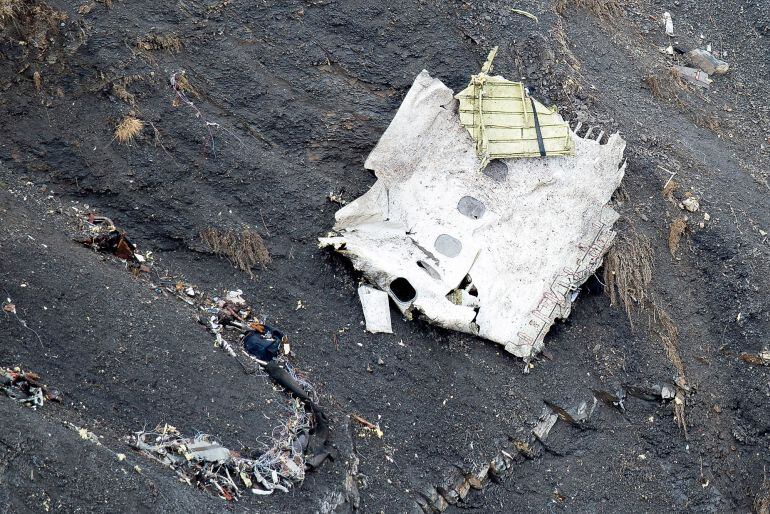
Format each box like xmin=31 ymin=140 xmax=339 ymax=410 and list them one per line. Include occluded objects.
xmin=554 ymin=0 xmax=622 ymax=19
xmin=137 ymin=33 xmax=182 ymax=53
xmin=603 ymin=228 xmax=653 ymax=329
xmin=114 ymin=116 xmax=143 ymax=144
xmin=693 ymin=112 xmax=720 ymax=131
xmin=0 ymin=0 xmax=22 ymax=21
xmin=668 ymin=217 xmax=687 ymax=258
xmin=201 ymin=227 xmax=271 ymax=276
xmin=605 ymin=226 xmax=689 ymax=436
xmin=662 ymin=178 xmax=679 ymax=202
xmin=644 ymin=74 xmax=665 ymax=100
xmin=645 ymin=68 xmax=688 ymax=102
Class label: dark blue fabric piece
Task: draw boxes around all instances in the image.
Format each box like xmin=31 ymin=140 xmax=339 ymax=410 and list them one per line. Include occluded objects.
xmin=242 ymin=327 xmax=282 ymax=361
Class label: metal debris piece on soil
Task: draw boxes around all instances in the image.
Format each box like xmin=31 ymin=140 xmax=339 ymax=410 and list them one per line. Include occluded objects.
xmin=673 ymin=65 xmax=713 ymax=88
xmin=688 ymin=48 xmax=729 ymax=75
xmin=75 ymin=214 xmax=151 ymax=267
xmin=357 ymin=285 xmax=393 ymax=334
xmin=455 ymin=47 xmax=574 ymax=163
xmin=132 ymin=415 xmax=310 ymax=500
xmin=0 ymin=367 xmax=61 ymax=408
xmin=320 ymin=54 xmax=626 ymax=361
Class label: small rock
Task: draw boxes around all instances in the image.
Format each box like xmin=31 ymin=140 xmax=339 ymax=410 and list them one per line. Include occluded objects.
xmin=456 ymin=479 xmax=471 ymax=499
xmin=467 ymin=475 xmax=483 ymax=490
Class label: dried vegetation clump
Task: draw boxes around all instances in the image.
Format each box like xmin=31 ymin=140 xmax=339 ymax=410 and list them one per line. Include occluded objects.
xmin=603 ymin=228 xmax=653 ymax=328
xmin=668 ymin=217 xmax=687 ymax=258
xmin=604 ymin=226 xmax=688 ymax=434
xmin=554 ymin=0 xmax=622 ymax=19
xmin=114 ymin=115 xmax=144 ymax=144
xmin=0 ymin=0 xmax=21 ymax=21
xmin=644 ymin=68 xmax=688 ymax=102
xmin=201 ymin=227 xmax=271 ymax=276
xmin=1 ymin=0 xmax=67 ymax=61
xmin=137 ymin=33 xmax=182 ymax=53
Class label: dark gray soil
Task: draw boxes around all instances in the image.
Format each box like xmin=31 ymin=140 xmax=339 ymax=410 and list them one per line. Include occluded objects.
xmin=1 ymin=0 xmax=768 ymax=512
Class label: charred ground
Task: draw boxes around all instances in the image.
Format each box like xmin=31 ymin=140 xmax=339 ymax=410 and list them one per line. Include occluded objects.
xmin=1 ymin=0 xmax=769 ymax=512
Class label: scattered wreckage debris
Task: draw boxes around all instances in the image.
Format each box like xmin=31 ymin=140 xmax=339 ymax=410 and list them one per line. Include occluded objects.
xmin=416 ymin=384 xmax=683 ymax=512
xmin=70 ymin=213 xmax=333 ymax=497
xmin=133 ymin=288 xmax=334 ymax=499
xmin=0 ymin=367 xmax=61 ymax=408
xmin=132 ymin=418 xmax=313 ymax=500
xmin=320 ymin=50 xmax=626 ymax=362
xmin=190 ymin=288 xmax=334 ymax=488
xmin=75 ymin=214 xmax=151 ymax=267
xmin=659 ymin=11 xmax=730 ymax=88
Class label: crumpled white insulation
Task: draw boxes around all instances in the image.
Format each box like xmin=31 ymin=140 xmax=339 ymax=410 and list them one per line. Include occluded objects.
xmin=320 ymin=70 xmax=626 ymax=360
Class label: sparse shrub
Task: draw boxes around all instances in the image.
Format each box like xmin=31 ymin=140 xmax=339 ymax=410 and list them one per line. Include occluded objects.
xmin=201 ymin=227 xmax=271 ymax=276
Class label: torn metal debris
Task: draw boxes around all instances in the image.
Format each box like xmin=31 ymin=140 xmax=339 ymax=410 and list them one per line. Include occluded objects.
xmin=1 ymin=367 xmax=61 ymax=408
xmin=320 ymin=54 xmax=626 ymax=360
xmin=358 ymin=285 xmax=393 ymax=334
xmin=75 ymin=214 xmax=152 ymax=268
xmin=688 ymin=48 xmax=729 ymax=75
xmin=456 ymin=47 xmax=574 ymax=164
xmin=673 ymin=65 xmax=713 ymax=88
xmin=132 ymin=417 xmax=310 ymax=500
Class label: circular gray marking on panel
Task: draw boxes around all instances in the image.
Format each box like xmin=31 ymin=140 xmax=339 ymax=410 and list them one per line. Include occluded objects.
xmin=434 ymin=234 xmax=462 ymax=258
xmin=482 ymin=160 xmax=508 ymax=181
xmin=457 ymin=196 xmax=486 ymax=219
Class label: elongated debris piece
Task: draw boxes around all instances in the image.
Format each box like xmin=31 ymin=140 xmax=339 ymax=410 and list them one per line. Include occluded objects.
xmin=358 ymin=285 xmax=393 ymax=333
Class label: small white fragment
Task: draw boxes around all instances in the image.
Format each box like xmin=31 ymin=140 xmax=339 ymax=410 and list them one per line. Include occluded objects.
xmin=663 ymin=12 xmax=674 ymax=36
xmin=682 ymin=196 xmax=700 ymax=212
xmin=357 ymin=285 xmax=393 ymax=334
xmin=225 ymin=289 xmax=245 ymax=305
